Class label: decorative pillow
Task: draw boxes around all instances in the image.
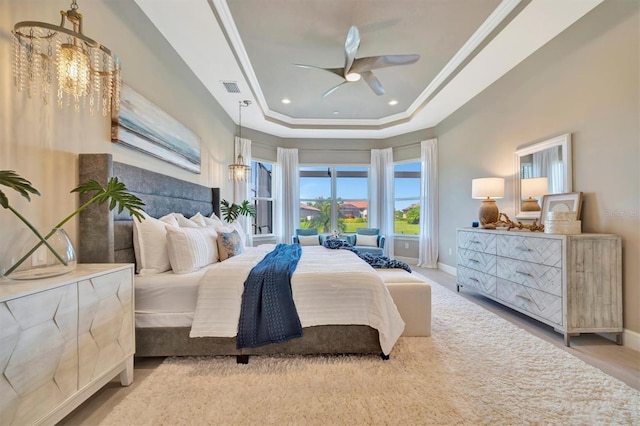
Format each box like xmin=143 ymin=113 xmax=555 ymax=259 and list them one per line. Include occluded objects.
xmin=132 ymin=212 xmax=179 ymax=275
xmin=356 ymin=234 xmax=379 ymax=247
xmin=298 ymin=234 xmax=320 ymax=246
xmin=165 ymin=225 xmax=219 ymax=274
xmin=173 ymin=213 xmax=201 ymax=228
xmin=217 ymin=230 xmax=244 ymax=261
xmin=213 ymin=220 xmax=247 ymax=247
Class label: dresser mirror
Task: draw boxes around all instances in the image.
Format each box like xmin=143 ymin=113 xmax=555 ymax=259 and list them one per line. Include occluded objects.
xmin=514 ymin=133 xmax=572 ymax=220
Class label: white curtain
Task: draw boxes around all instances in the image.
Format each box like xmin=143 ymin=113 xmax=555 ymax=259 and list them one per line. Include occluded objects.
xmin=533 ymin=146 xmax=563 ymax=193
xmin=233 ymin=137 xmax=252 ymax=246
xmin=370 ymin=148 xmax=394 ymax=258
xmin=417 ymin=139 xmax=438 ymax=268
xmin=275 ymin=147 xmax=299 ymax=244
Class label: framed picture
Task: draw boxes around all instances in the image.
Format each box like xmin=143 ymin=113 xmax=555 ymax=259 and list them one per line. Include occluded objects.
xmin=112 ymin=83 xmax=201 ymax=173
xmin=540 ymin=192 xmax=583 ymax=221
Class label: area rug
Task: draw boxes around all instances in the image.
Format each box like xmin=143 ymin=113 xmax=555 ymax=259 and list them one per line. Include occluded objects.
xmin=101 ymin=280 xmax=639 ymax=425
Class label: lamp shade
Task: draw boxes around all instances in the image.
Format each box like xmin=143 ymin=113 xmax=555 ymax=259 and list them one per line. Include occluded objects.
xmin=521 ymin=177 xmax=548 ymax=199
xmin=472 ymin=178 xmax=505 ymax=199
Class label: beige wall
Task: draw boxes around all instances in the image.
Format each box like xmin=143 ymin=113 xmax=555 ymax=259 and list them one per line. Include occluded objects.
xmin=436 ymin=0 xmax=639 ymax=333
xmin=1 ymin=1 xmax=235 ymax=255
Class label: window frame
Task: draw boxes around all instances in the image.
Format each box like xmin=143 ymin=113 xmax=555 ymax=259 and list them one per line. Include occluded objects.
xmin=250 ymin=159 xmax=274 ymax=236
xmin=393 ymin=159 xmax=421 ymax=237
xmin=299 ymin=164 xmax=369 ymax=233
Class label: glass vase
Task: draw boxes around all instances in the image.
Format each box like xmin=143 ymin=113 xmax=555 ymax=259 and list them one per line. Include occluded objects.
xmin=2 ymin=227 xmax=77 ymax=280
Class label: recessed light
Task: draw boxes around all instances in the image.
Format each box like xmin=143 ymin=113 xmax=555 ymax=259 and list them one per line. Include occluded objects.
xmin=388 ymin=100 xmax=398 ymax=106
xmin=333 ymin=111 xmax=340 ymax=115
xmin=282 ymin=98 xmax=291 ymax=104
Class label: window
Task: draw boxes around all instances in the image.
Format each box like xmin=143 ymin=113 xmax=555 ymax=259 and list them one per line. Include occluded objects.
xmin=299 ymin=166 xmax=368 ymax=233
xmin=250 ymin=160 xmax=273 ymax=235
xmin=394 ymin=161 xmax=420 ymax=235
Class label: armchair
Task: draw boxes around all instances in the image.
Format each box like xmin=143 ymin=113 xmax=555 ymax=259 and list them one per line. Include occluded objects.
xmin=354 ymin=228 xmax=385 ymax=256
xmin=292 ymin=228 xmax=321 ymax=245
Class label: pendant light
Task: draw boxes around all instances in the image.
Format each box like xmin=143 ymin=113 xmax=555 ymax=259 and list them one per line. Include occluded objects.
xmin=228 ymin=100 xmax=252 ymax=181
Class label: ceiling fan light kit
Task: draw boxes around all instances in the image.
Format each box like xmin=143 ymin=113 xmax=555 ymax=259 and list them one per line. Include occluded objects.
xmin=294 ymin=25 xmax=419 ymax=97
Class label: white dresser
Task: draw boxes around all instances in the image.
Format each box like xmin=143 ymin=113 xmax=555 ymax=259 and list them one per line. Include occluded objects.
xmin=456 ymin=228 xmax=622 ymax=346
xmin=0 ymin=264 xmax=134 ymax=425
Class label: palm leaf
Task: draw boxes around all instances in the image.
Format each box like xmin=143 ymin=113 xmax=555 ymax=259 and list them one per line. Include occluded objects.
xmin=0 ymin=170 xmax=40 ymax=208
xmin=220 ymin=199 xmax=255 ymax=223
xmin=71 ymin=177 xmax=145 ymax=221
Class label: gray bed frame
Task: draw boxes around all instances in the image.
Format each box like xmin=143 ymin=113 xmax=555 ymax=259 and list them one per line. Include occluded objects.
xmin=78 ymin=153 xmax=381 ymax=360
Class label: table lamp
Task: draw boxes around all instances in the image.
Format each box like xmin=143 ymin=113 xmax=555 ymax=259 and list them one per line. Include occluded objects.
xmin=521 ymin=177 xmax=548 ymax=212
xmin=472 ymin=177 xmax=505 ymax=228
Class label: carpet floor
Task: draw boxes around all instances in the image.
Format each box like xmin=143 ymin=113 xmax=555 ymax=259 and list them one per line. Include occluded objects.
xmin=101 ymin=280 xmax=640 ymax=425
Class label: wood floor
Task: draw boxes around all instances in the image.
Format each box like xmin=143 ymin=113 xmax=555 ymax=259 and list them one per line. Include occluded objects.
xmin=59 ymin=268 xmax=639 ymax=425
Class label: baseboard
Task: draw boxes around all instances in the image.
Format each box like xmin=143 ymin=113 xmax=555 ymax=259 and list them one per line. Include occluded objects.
xmin=623 ymin=328 xmax=640 ymax=351
xmin=438 ymin=262 xmax=456 ymax=276
xmin=395 ymin=256 xmax=418 ymax=265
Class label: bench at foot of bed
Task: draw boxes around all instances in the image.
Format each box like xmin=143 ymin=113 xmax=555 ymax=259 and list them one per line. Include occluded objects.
xmin=375 ymin=269 xmax=432 ymax=337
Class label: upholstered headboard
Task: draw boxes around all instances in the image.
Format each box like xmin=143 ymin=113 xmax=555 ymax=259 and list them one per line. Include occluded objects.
xmin=78 ymin=153 xmax=220 ymax=264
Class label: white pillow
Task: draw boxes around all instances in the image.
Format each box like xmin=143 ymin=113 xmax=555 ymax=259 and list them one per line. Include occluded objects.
xmin=173 ymin=213 xmax=201 ymax=228
xmin=165 ymin=225 xmax=219 ymax=274
xmin=230 ymin=220 xmax=247 ymax=246
xmin=356 ymin=234 xmax=378 ymax=247
xmin=132 ymin=212 xmax=179 ymax=275
xmin=191 ymin=212 xmax=225 ymax=228
xmin=298 ymin=234 xmax=320 ymax=246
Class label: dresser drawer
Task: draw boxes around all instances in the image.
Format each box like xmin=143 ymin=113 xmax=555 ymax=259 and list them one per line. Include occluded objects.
xmin=457 ymin=230 xmax=496 ymax=254
xmin=497 ymin=234 xmax=562 ymax=267
xmin=496 ymin=257 xmax=562 ymax=296
xmin=457 ymin=266 xmax=496 ymax=296
xmin=497 ymin=279 xmax=562 ymax=326
xmin=458 ymin=248 xmax=496 ymax=275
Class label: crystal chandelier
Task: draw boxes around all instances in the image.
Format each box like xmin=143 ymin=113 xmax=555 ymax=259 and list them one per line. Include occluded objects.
xmin=12 ymin=0 xmax=121 ymax=115
xmin=228 ymin=100 xmax=252 ymax=181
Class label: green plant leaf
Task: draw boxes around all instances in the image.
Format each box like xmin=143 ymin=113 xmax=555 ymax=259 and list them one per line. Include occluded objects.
xmin=220 ymin=199 xmax=255 ymax=223
xmin=0 ymin=170 xmax=40 ymax=208
xmin=71 ymin=177 xmax=146 ymax=222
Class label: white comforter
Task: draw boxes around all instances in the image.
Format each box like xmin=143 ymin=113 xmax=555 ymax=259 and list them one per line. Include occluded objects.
xmin=190 ymin=244 xmax=405 ymax=354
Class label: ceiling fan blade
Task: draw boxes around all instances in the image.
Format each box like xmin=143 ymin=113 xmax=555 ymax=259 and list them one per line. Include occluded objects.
xmin=293 ymin=63 xmax=344 ymax=78
xmin=343 ymin=25 xmax=360 ymax=75
xmin=322 ymin=81 xmax=348 ymax=97
xmin=350 ymin=54 xmax=420 ymax=73
xmin=361 ymin=71 xmax=385 ymax=96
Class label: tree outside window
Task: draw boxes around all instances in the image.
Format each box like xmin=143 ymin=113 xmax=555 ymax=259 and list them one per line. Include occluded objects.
xmin=299 ymin=166 xmax=368 ymax=234
xmin=394 ymin=161 xmax=420 ymax=235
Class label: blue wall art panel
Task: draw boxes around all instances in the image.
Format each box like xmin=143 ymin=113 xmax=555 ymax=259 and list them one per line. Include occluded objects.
xmin=112 ymin=83 xmax=201 ymax=173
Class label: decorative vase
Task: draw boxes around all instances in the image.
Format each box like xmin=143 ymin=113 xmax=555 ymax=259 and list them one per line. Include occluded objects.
xmin=2 ymin=227 xmax=77 ymax=280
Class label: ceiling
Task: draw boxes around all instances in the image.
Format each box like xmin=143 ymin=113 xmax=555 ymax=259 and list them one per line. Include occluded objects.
xmin=133 ymin=0 xmax=603 ymax=139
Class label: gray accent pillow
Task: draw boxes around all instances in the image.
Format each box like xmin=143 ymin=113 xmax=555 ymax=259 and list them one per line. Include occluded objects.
xmin=217 ymin=230 xmax=244 ymax=261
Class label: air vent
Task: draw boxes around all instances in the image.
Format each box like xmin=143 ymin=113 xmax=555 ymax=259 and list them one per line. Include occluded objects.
xmin=222 ymin=81 xmax=240 ymax=93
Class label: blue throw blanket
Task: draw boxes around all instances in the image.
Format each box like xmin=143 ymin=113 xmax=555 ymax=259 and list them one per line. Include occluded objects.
xmin=237 ymin=244 xmax=303 ymax=349
xmin=323 ymin=238 xmax=412 ymax=273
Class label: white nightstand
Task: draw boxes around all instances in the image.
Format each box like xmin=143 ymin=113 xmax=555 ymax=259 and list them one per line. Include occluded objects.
xmin=0 ymin=264 xmax=135 ymax=425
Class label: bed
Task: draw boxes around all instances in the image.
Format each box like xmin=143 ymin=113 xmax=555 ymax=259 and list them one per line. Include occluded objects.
xmin=78 ymin=153 xmax=403 ymax=360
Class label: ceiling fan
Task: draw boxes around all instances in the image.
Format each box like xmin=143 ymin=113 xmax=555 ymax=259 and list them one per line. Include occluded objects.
xmin=294 ymin=26 xmax=420 ymax=97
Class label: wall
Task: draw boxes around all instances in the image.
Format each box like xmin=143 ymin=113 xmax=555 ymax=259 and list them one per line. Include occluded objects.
xmin=436 ymin=0 xmax=639 ymax=333
xmin=0 ymin=0 xmax=235 ymax=256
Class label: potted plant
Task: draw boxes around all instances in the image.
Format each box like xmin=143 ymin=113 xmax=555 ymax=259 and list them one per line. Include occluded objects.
xmin=220 ymin=199 xmax=255 ymax=223
xmin=0 ymin=170 xmax=145 ymax=279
